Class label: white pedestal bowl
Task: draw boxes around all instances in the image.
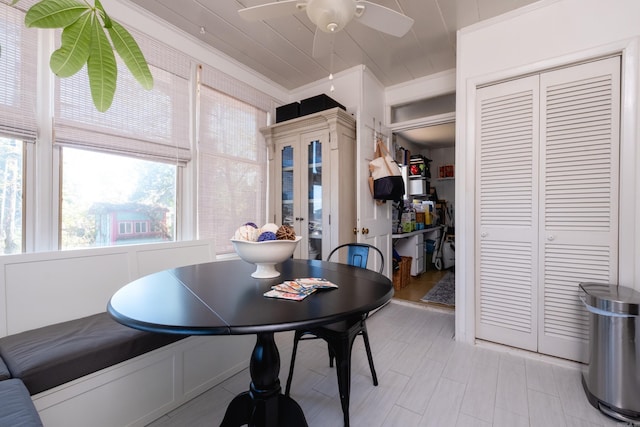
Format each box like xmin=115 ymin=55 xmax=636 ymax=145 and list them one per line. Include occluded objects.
xmin=231 ymin=236 xmax=302 ymax=278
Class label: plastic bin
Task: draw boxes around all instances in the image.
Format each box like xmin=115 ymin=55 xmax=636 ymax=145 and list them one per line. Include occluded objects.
xmin=579 ymin=282 xmax=640 ymax=423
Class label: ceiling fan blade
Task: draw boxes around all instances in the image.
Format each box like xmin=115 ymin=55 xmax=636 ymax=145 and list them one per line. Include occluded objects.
xmin=238 ymin=0 xmax=303 ymax=22
xmin=355 ymin=1 xmax=414 ymax=37
xmin=312 ymin=27 xmax=335 ymax=58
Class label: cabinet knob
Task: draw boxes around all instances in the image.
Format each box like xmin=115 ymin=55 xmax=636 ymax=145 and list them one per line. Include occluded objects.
xmin=547 ymin=235 xmax=555 ymax=241
xmin=353 ymin=227 xmax=359 ymax=235
xmin=480 ymin=232 xmax=488 ymax=238
xmin=362 ymin=228 xmax=369 ymax=235
xmin=294 ymin=217 xmax=304 ymax=222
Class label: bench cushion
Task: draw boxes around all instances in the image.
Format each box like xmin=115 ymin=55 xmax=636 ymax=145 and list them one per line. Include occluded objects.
xmin=0 ymin=356 xmax=9 ymax=380
xmin=0 ymin=379 xmax=42 ymax=427
xmin=0 ymin=312 xmax=186 ymax=395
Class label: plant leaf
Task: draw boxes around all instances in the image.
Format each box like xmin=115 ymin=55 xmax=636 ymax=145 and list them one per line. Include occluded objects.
xmin=25 ymin=0 xmax=90 ymax=29
xmin=94 ymin=0 xmax=112 ymax=29
xmin=87 ymin=18 xmax=116 ymax=112
xmin=10 ymin=0 xmax=20 ymax=5
xmin=50 ymin=12 xmax=92 ymax=77
xmin=107 ymin=21 xmax=153 ymax=90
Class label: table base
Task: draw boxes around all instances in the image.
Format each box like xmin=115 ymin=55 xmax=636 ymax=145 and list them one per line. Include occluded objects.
xmin=220 ymin=332 xmax=308 ymax=427
xmin=221 ymin=391 xmax=307 ymax=427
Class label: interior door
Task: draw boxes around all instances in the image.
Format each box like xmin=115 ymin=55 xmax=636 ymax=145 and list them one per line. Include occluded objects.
xmin=475 ymin=75 xmax=540 ymax=351
xmin=357 ymin=123 xmax=392 ymax=276
xmin=537 ymin=56 xmax=620 ymax=362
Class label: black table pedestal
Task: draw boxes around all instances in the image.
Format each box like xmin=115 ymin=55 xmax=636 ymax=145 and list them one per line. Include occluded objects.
xmin=221 ymin=332 xmax=308 ymax=427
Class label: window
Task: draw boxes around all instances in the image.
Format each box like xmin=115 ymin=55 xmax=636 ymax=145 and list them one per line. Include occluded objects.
xmin=61 ymin=148 xmax=176 ymax=249
xmin=0 ymin=2 xmax=37 ymax=254
xmin=0 ymin=137 xmax=23 ymax=254
xmin=54 ymin=28 xmax=189 ymax=250
xmin=0 ymin=2 xmax=278 ymax=255
xmin=198 ymin=66 xmax=271 ymax=255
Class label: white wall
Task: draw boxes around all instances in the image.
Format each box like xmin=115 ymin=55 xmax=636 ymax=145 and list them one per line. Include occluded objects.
xmin=456 ymin=0 xmax=640 ymax=344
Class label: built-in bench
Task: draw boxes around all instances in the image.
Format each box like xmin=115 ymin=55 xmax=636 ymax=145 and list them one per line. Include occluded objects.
xmin=0 ymin=312 xmax=186 ymax=395
xmin=0 ymin=312 xmax=190 ymax=426
xmin=0 ymin=240 xmax=254 ymax=427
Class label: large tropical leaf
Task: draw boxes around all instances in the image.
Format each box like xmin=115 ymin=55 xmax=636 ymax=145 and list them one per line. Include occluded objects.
xmin=25 ymin=0 xmax=90 ymax=29
xmin=50 ymin=12 xmax=92 ymax=77
xmin=13 ymin=0 xmax=153 ymax=112
xmin=87 ymin=18 xmax=116 ymax=112
xmin=107 ymin=21 xmax=153 ymax=90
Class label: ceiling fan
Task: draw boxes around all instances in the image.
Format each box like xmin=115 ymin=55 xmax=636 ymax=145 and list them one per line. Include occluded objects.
xmin=238 ymin=0 xmax=415 ymax=51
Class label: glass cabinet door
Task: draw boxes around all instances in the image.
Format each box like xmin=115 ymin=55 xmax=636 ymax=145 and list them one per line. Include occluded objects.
xmin=280 ymin=145 xmax=294 ymax=228
xmin=307 ymin=140 xmax=322 ymax=260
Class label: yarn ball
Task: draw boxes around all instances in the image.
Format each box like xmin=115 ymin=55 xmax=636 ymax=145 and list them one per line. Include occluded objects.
xmin=243 ymin=222 xmax=258 ymax=228
xmin=276 ymin=225 xmax=296 ymax=240
xmin=233 ymin=225 xmax=259 ymax=241
xmin=261 ymin=223 xmax=279 ymax=234
xmin=257 ymin=231 xmax=277 ymax=242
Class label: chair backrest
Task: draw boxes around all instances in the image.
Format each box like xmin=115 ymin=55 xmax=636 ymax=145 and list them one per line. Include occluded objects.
xmin=327 ymin=243 xmax=384 ymax=274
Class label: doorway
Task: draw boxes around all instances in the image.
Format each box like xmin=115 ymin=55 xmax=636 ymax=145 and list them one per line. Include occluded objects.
xmin=390 ymin=120 xmax=456 ymax=310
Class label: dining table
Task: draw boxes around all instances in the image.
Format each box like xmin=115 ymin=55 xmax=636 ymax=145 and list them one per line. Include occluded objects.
xmin=107 ymin=258 xmax=394 ymax=427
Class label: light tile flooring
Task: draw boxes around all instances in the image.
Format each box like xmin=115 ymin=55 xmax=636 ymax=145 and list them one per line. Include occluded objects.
xmin=147 ymin=301 xmax=625 ymax=427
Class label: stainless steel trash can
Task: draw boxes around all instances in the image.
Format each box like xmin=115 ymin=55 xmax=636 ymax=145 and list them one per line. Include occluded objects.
xmin=579 ymin=282 xmax=640 ymax=423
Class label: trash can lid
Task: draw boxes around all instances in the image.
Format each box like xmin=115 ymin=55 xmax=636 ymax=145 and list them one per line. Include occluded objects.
xmin=579 ymin=283 xmax=640 ymax=315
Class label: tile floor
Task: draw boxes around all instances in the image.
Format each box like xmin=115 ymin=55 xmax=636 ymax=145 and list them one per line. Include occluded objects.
xmin=147 ymin=301 xmax=627 ymax=427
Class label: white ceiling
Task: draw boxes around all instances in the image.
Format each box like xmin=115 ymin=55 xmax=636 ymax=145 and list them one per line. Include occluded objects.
xmin=128 ymin=0 xmax=538 ymax=90
xmin=127 ymin=0 xmax=538 ymax=148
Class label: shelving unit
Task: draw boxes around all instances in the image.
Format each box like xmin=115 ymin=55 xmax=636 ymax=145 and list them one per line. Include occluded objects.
xmin=407 ymin=155 xmax=432 ymax=198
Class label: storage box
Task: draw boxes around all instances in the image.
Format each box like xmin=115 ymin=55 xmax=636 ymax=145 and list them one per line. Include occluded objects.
xmin=276 ymin=102 xmax=300 ymax=123
xmin=392 ymin=256 xmax=412 ymax=290
xmin=299 ymin=94 xmax=345 ymax=116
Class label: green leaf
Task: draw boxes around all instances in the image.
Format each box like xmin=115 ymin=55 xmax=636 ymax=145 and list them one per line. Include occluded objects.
xmin=87 ymin=18 xmax=117 ymax=112
xmin=94 ymin=0 xmax=112 ymax=29
xmin=10 ymin=0 xmax=20 ymax=5
xmin=25 ymin=0 xmax=90 ymax=29
xmin=107 ymin=21 xmax=153 ymax=90
xmin=50 ymin=13 xmax=92 ymax=77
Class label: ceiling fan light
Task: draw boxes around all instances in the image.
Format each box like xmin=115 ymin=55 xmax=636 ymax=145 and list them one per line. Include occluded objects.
xmin=306 ymin=0 xmax=356 ymax=33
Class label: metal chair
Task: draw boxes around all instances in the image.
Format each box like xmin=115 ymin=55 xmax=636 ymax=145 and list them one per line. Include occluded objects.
xmin=284 ymin=243 xmax=384 ymax=427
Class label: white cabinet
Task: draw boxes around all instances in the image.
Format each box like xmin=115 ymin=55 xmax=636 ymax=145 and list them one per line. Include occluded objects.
xmin=262 ymin=108 xmax=356 ymax=260
xmin=394 ymin=232 xmax=425 ymax=276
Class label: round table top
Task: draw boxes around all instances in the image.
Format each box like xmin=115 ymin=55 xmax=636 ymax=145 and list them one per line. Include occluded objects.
xmin=108 ymin=259 xmax=394 ymax=335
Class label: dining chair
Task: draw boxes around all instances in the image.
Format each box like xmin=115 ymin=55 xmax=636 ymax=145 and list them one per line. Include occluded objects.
xmin=284 ymin=243 xmax=384 ymax=427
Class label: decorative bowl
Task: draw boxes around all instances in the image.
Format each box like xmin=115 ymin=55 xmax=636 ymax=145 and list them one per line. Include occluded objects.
xmin=231 ymin=236 xmax=302 ymax=278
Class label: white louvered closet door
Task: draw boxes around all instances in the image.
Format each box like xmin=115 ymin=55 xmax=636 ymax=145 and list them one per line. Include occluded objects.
xmin=475 ymin=76 xmax=540 ymax=352
xmin=538 ymin=57 xmax=620 ymax=362
xmin=475 ymin=57 xmax=620 ymax=361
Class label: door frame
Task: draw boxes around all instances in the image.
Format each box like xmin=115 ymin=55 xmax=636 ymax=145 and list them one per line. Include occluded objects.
xmin=458 ymin=39 xmax=639 ymax=346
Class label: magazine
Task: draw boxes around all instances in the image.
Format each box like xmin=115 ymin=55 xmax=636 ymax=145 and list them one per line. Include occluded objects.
xmin=263 ymin=278 xmax=338 ymax=301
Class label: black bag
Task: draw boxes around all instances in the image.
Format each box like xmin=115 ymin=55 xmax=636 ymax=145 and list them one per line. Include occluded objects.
xmin=373 ymin=175 xmax=405 ymax=201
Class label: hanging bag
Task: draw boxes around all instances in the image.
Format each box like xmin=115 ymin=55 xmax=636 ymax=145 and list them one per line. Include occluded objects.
xmin=368 ymin=140 xmax=405 ymax=202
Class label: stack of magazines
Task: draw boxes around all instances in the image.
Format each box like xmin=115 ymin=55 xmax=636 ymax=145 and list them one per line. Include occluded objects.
xmin=263 ymin=278 xmax=338 ymax=301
